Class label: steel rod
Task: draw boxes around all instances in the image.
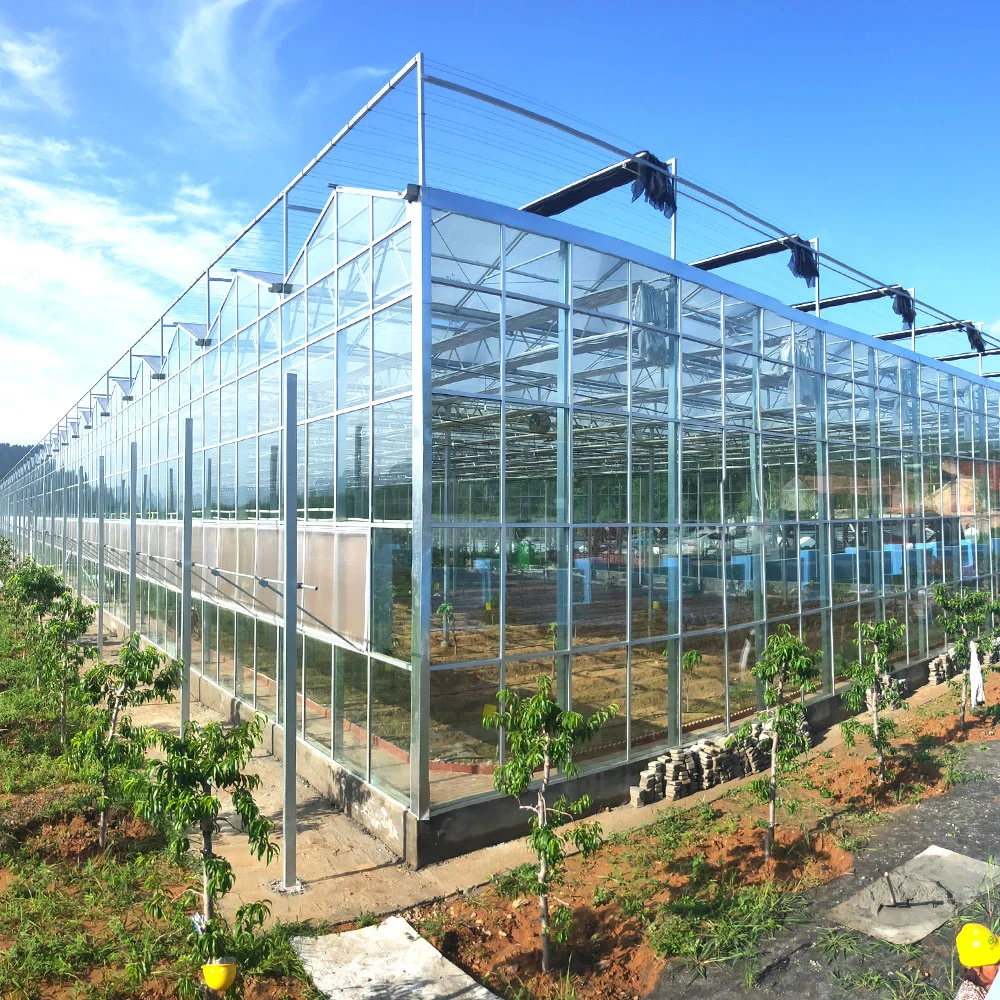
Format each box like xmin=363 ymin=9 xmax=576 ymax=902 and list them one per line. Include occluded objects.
xmin=282 ymin=373 xmax=299 ymax=891
xmin=180 ymin=419 xmax=193 ymax=732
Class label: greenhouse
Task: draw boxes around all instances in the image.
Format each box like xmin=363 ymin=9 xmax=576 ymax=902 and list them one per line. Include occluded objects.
xmin=2 ymin=55 xmax=998 ymax=863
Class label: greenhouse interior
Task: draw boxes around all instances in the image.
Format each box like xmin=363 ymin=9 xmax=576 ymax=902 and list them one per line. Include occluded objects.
xmin=2 ymin=54 xmax=998 ymax=863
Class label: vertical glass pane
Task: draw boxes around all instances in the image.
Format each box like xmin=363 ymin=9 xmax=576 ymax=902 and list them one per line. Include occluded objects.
xmin=373 ymin=399 xmax=412 ymax=521
xmin=337 ymin=318 xmax=370 ymax=409
xmin=337 ymin=408 xmax=370 ymax=521
xmin=504 ymin=527 xmax=568 ymax=655
xmin=432 ymin=397 xmax=500 ymax=523
xmin=307 ymin=418 xmax=334 ymax=520
xmin=333 ymin=647 xmax=368 ymax=778
xmin=372 ymin=301 xmax=412 ymax=398
xmin=571 ymin=527 xmax=627 ymax=646
xmin=370 ymin=660 xmax=410 ymax=804
xmin=431 ymin=526 xmax=501 ymax=665
xmin=304 ymin=637 xmax=333 ymax=751
xmin=237 ymin=437 xmax=256 ymax=519
xmin=680 ymin=631 xmax=726 ymax=737
xmin=371 ymin=527 xmax=412 ymax=661
xmin=307 ymin=335 xmax=335 ymax=418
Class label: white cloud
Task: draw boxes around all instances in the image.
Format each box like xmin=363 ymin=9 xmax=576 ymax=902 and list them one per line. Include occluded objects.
xmin=0 ymin=24 xmax=68 ymax=115
xmin=147 ymin=0 xmax=387 ymax=144
xmin=0 ymin=134 xmax=246 ymax=443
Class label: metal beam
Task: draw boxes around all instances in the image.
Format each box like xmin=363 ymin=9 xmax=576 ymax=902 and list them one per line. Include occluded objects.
xmin=691 ymin=235 xmax=800 ymax=271
xmin=877 ymin=320 xmax=979 ymax=344
xmin=792 ymin=285 xmax=903 ymax=313
xmin=935 ymin=348 xmax=1000 ymax=363
xmin=522 ymin=158 xmax=637 ymax=217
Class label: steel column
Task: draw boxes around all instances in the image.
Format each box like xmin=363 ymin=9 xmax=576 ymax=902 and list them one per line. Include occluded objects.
xmin=180 ymin=419 xmax=193 ymax=731
xmin=129 ymin=442 xmax=137 ymax=635
xmin=61 ymin=467 xmax=68 ymax=577
xmin=97 ymin=456 xmax=105 ymax=659
xmin=417 ymin=51 xmax=426 ymax=187
xmin=76 ymin=467 xmax=83 ymax=597
xmin=281 ymin=373 xmax=299 ymax=891
xmin=409 ymin=198 xmax=432 ymax=822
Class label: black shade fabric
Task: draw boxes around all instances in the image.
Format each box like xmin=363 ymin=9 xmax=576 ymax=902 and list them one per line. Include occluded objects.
xmin=966 ymin=324 xmax=986 ymax=353
xmin=630 ymin=153 xmax=676 ymax=219
xmin=787 ymin=240 xmax=819 ymax=288
xmin=892 ymin=290 xmax=916 ymax=328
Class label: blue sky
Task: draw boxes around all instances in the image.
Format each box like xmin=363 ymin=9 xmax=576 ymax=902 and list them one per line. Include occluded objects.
xmin=1 ymin=0 xmax=998 ymax=442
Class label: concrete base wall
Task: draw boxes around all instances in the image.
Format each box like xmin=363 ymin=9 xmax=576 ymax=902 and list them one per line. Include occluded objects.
xmin=113 ymin=597 xmax=939 ymax=868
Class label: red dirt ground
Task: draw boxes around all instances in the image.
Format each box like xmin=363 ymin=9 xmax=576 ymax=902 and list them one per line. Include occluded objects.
xmin=403 ymin=674 xmax=1000 ymax=1000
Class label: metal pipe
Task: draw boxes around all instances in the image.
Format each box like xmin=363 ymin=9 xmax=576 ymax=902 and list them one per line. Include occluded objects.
xmin=97 ymin=456 xmax=105 ymax=659
xmin=282 ymin=373 xmax=299 ymax=891
xmin=129 ymin=442 xmax=137 ymax=635
xmin=417 ymin=51 xmax=426 ymax=187
xmin=181 ymin=419 xmax=193 ymax=731
xmin=77 ymin=466 xmax=83 ymax=597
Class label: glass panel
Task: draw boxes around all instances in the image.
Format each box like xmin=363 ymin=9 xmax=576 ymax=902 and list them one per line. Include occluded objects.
xmin=307 ymin=275 xmax=336 ymax=340
xmin=337 ymin=408 xmax=370 ymax=521
xmin=505 ymin=405 xmax=563 ymax=523
xmin=259 ymin=362 xmax=280 ymax=433
xmin=373 ymin=399 xmax=412 ymax=521
xmin=571 ymin=527 xmax=627 ymax=646
xmin=333 ymin=647 xmax=368 ymax=778
xmin=504 ymin=526 xmax=568 ymax=655
xmin=372 ymin=226 xmax=410 ymax=308
xmin=680 ymin=631 xmax=726 ymax=737
xmin=372 ymin=527 xmax=412 ymax=660
xmin=728 ymin=626 xmax=761 ymax=725
xmin=631 ymin=420 xmax=678 ymax=523
xmin=249 ymin=618 xmax=276 ymax=719
xmin=571 ymin=311 xmax=628 ymax=411
xmin=337 ymin=317 xmax=370 ymax=409
xmin=307 ymin=335 xmax=336 ymax=418
xmin=631 ymin=527 xmax=678 ymax=639
xmin=680 ymin=283 xmax=721 ymax=343
xmin=571 ymin=648 xmax=626 ymax=766
xmin=370 ymin=660 xmax=410 ymax=804
xmin=307 ymin=418 xmax=335 ymax=520
xmin=337 ymin=191 xmax=370 ymax=261
xmin=431 ymin=526 xmax=500 ymax=664
xmin=372 ymin=300 xmax=412 ymax=398
xmin=432 ymin=397 xmax=500 ymax=523
xmin=304 ymin=637 xmax=333 ymax=751
xmin=431 ymin=212 xmax=501 ymax=289
xmin=258 ymin=431 xmax=280 ymax=519
xmin=430 ymin=284 xmax=501 ymax=395
xmin=573 ymin=412 xmax=627 ymax=523
xmin=237 ymin=372 xmax=257 ymax=438
xmin=430 ymin=665 xmax=500 ymax=806
xmin=504 ymin=297 xmax=566 ymax=404
xmin=504 ymin=228 xmax=567 ymax=301
xmin=236 ymin=437 xmax=256 ymax=519
xmin=681 ymin=525 xmax=724 ymax=630
xmin=281 ymin=293 xmax=306 ymax=353
xmin=338 ymin=252 xmax=371 ymax=326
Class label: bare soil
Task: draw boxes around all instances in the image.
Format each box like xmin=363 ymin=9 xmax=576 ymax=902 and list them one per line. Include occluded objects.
xmin=398 ymin=673 xmax=1000 ymax=1000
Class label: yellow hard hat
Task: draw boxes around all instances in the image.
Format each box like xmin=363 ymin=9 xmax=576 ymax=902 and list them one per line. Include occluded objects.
xmin=957 ymin=923 xmax=1000 ymax=968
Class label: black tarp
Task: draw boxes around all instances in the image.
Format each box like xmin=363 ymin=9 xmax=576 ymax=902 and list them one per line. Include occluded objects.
xmin=630 ymin=152 xmax=676 ymax=219
xmin=892 ymin=290 xmax=916 ymax=328
xmin=787 ymin=239 xmax=819 ymax=288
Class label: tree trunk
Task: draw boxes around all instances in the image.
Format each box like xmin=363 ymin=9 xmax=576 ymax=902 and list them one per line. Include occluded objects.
xmin=960 ymin=670 xmax=968 ymax=733
xmin=59 ymin=676 xmax=67 ymax=748
xmin=870 ymin=690 xmax=884 ymax=785
xmin=766 ymin=716 xmax=778 ymax=862
xmin=98 ymin=685 xmax=125 ymax=849
xmin=98 ymin=770 xmax=110 ymax=848
xmin=539 ymin=746 xmax=551 ymax=974
xmin=202 ymin=821 xmax=215 ymax=923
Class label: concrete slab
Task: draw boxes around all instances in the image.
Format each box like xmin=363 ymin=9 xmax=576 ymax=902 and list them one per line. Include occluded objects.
xmin=294 ymin=916 xmax=501 ymax=999
xmin=827 ymin=845 xmax=997 ymax=944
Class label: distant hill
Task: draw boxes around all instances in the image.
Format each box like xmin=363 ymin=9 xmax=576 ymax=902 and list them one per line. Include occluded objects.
xmin=0 ymin=443 xmax=31 ymax=481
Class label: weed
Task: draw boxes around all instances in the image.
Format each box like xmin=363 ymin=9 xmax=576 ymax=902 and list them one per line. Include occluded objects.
xmin=355 ymin=911 xmax=379 ymax=928
xmin=833 ymin=830 xmax=870 ymax=852
xmin=816 ymin=926 xmax=868 ymax=961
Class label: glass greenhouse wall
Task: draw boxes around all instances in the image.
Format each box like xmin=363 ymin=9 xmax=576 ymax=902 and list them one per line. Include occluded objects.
xmin=3 ymin=86 xmax=999 ymax=858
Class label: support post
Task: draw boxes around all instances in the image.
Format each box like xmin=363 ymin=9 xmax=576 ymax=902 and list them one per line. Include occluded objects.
xmin=181 ymin=420 xmax=193 ymax=732
xmin=77 ymin=466 xmax=83 ymax=597
xmin=409 ymin=197 xmax=432 ymax=822
xmin=811 ymin=237 xmax=821 ymax=319
xmin=282 ymin=373 xmax=299 ymax=891
xmin=417 ymin=51 xmax=426 ymax=188
xmin=97 ymin=456 xmax=105 ymax=659
xmin=668 ymin=157 xmax=677 ymax=259
xmin=61 ymin=467 xmax=68 ymax=577
xmin=129 ymin=442 xmax=137 ymax=636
